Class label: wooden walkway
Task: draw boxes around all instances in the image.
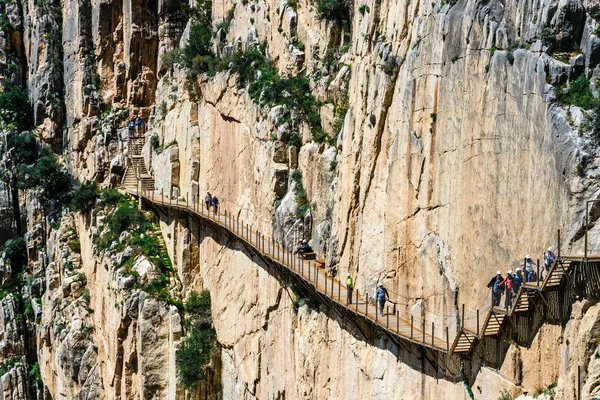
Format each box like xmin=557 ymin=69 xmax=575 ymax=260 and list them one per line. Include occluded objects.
xmin=122 ymin=136 xmax=597 ymax=357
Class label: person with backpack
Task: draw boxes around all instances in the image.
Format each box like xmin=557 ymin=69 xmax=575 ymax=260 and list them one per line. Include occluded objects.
xmin=211 ymin=195 xmax=219 ymax=215
xmin=500 ymin=270 xmax=514 ymax=309
xmin=376 ymin=282 xmax=390 ymax=315
xmin=135 ymin=115 xmax=144 ymax=135
xmin=346 ymin=274 xmax=354 ymax=304
xmin=487 ymin=271 xmax=504 ymax=307
xmin=205 ymin=192 xmax=212 ymax=212
xmin=127 ymin=119 xmax=135 ymax=136
xmin=544 ymin=247 xmax=556 ymax=271
xmin=513 ymin=268 xmax=524 ymax=294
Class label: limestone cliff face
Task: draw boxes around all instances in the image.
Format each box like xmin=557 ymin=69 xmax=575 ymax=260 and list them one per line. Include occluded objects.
xmin=2 ymin=0 xmax=600 ymax=398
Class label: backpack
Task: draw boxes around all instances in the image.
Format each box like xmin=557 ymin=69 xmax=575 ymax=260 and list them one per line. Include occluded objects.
xmin=212 ymin=197 xmax=219 ymax=206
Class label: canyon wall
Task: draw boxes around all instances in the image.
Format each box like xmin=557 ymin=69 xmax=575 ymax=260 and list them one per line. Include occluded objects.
xmin=1 ymin=0 xmax=600 ymax=398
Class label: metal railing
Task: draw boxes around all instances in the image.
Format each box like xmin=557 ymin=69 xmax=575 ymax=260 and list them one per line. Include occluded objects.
xmin=129 ymin=177 xmax=596 ymax=358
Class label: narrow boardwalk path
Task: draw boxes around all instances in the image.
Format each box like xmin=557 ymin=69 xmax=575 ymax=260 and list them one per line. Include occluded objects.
xmin=123 ymin=136 xmax=597 ymax=357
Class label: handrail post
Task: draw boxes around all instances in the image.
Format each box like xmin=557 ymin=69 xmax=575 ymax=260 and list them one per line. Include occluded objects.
xmin=396 ymin=309 xmax=399 ymax=333
xmin=537 ymin=259 xmax=540 ymax=288
xmin=558 ymin=229 xmax=561 ymax=259
xmin=477 ymin=309 xmax=480 ymax=336
xmin=386 ymin=305 xmax=389 ymax=327
xmin=375 ymin=300 xmax=378 ymax=322
xmin=446 ymin=327 xmax=449 ymax=352
xmin=315 ymin=264 xmax=318 ymax=288
xmin=432 ymin=322 xmax=435 ymax=346
xmin=324 ymin=273 xmax=327 ymax=295
xmin=366 ymin=294 xmax=369 ymax=316
xmin=422 ymin=319 xmax=426 ymax=344
xmin=338 ymin=277 xmax=341 ymax=302
xmin=411 ymin=315 xmax=414 ymax=340
xmin=462 ymin=304 xmax=465 ymax=329
xmin=356 ymin=289 xmax=359 ymax=311
xmin=585 ymin=201 xmax=589 ymax=261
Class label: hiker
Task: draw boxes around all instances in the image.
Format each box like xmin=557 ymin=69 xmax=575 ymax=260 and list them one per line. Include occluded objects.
xmin=205 ymin=192 xmax=212 ymax=212
xmin=523 ymin=254 xmax=535 ymax=282
xmin=127 ymin=119 xmax=135 ymax=136
xmin=544 ymin=247 xmax=556 ymax=271
xmin=346 ymin=274 xmax=354 ymax=304
xmin=376 ymin=282 xmax=390 ymax=315
xmin=135 ymin=115 xmax=144 ymax=134
xmin=211 ymin=195 xmax=219 ymax=215
xmin=298 ymin=240 xmax=312 ymax=256
xmin=487 ymin=271 xmax=504 ymax=307
xmin=513 ymin=268 xmax=524 ymax=294
xmin=293 ymin=240 xmax=304 ymax=255
xmin=500 ymin=270 xmax=514 ymax=309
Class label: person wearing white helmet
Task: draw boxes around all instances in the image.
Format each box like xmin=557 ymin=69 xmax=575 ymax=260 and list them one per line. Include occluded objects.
xmin=522 ymin=254 xmax=535 ymax=282
xmin=499 ymin=270 xmax=514 ymax=309
xmin=544 ymin=246 xmax=556 ymax=271
xmin=376 ymin=282 xmax=390 ymax=315
xmin=487 ymin=271 xmax=504 ymax=307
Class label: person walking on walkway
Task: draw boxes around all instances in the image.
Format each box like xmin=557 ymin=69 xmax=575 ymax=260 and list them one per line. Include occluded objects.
xmin=205 ymin=192 xmax=212 ymax=212
xmin=487 ymin=271 xmax=504 ymax=307
xmin=544 ymin=247 xmax=555 ymax=271
xmin=523 ymin=254 xmax=535 ymax=282
xmin=128 ymin=119 xmax=135 ymax=137
xmin=500 ymin=270 xmax=514 ymax=309
xmin=212 ymin=195 xmax=219 ymax=215
xmin=513 ymin=268 xmax=523 ymax=294
xmin=376 ymin=282 xmax=389 ymax=315
xmin=346 ymin=274 xmax=354 ymax=304
xmin=135 ymin=115 xmax=144 ymax=135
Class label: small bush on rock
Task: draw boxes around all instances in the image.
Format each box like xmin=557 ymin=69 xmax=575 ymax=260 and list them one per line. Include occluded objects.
xmin=70 ymin=181 xmax=100 ymax=214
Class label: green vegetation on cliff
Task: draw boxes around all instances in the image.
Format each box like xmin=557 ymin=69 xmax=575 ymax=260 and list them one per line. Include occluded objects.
xmin=163 ymin=2 xmax=337 ymax=146
xmin=93 ymin=192 xmax=177 ymax=304
xmin=177 ymin=290 xmax=218 ymax=390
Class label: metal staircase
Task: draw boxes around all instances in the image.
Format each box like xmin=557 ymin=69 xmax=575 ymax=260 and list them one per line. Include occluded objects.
xmin=122 ymin=135 xmax=154 ymax=191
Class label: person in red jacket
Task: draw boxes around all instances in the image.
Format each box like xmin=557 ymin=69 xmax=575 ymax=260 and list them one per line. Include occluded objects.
xmin=500 ymin=270 xmax=514 ymax=309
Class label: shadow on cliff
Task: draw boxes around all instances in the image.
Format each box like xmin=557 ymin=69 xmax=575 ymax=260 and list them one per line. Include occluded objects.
xmin=148 ymin=203 xmax=598 ymax=388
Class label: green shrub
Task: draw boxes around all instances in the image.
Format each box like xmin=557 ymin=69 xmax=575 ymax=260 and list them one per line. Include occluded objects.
xmin=29 ymin=362 xmax=42 ymax=386
xmin=108 ymin=202 xmax=145 ymax=234
xmin=0 ymin=355 xmax=22 ymax=376
xmin=176 ymin=320 xmax=217 ymax=389
xmin=70 ymin=181 xmax=100 ymax=214
xmin=18 ymin=147 xmax=74 ymax=204
xmin=143 ymin=274 xmax=170 ymax=302
xmin=556 ymin=75 xmax=595 ymax=109
xmin=68 ymin=238 xmax=81 ymax=253
xmin=4 ymin=238 xmax=27 ymax=272
xmin=497 ymin=389 xmax=513 ymax=400
xmin=150 ymin=135 xmax=160 ymax=151
xmin=312 ymin=129 xmax=334 ymax=145
xmin=316 ymin=0 xmax=350 ymax=23
xmin=291 ymin=169 xmax=309 ymax=218
xmin=100 ymin=188 xmax=125 ymax=206
xmin=185 ymin=290 xmax=211 ymax=321
xmin=383 ymin=56 xmax=398 ymax=75
xmin=0 ymin=79 xmax=32 ymax=132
